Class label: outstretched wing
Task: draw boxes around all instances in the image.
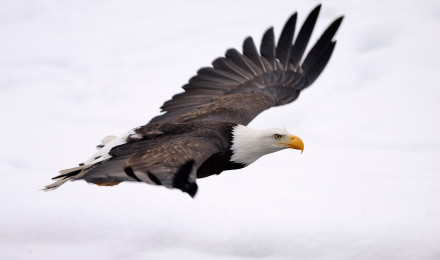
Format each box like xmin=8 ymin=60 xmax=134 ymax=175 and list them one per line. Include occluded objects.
xmin=150 ymin=5 xmax=343 ymax=125
xmin=79 ymin=134 xmax=222 ymax=197
xmin=45 ymin=122 xmax=233 ymax=197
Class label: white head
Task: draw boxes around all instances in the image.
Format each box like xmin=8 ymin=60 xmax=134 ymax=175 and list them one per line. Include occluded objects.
xmin=230 ymin=124 xmax=304 ymax=166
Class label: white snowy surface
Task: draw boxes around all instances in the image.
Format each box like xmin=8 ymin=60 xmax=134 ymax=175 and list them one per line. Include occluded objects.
xmin=1 ymin=1 xmax=440 ymax=259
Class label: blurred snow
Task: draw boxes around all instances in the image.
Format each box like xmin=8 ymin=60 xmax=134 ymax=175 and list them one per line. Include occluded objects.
xmin=1 ymin=0 xmax=440 ymax=259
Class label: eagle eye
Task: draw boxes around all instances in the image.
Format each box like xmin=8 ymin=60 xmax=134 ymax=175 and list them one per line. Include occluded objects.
xmin=273 ymin=134 xmax=282 ymax=140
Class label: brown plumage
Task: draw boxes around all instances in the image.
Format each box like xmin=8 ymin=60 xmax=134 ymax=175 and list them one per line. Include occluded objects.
xmin=44 ymin=5 xmax=343 ymax=197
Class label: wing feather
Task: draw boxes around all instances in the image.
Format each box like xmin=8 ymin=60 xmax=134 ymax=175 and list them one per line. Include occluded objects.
xmin=290 ymin=4 xmax=321 ymax=67
xmin=211 ymin=58 xmax=250 ymax=80
xmin=260 ymin=27 xmax=277 ymax=69
xmin=303 ymin=41 xmax=336 ymax=87
xmin=243 ymin=37 xmax=267 ymax=73
xmin=276 ymin=13 xmax=297 ymax=69
xmin=225 ymin=48 xmax=260 ymax=76
xmin=302 ymin=16 xmax=343 ymax=86
xmin=78 ymin=134 xmax=222 ymax=197
xmin=149 ymin=7 xmax=343 ymax=125
xmin=197 ymin=67 xmax=247 ymax=84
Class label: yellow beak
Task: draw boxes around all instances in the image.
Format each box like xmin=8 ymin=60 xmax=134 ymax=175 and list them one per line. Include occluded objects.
xmin=286 ymin=135 xmax=304 ymax=153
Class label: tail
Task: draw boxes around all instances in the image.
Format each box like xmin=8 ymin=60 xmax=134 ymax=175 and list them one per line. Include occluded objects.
xmin=42 ymin=165 xmax=88 ymax=191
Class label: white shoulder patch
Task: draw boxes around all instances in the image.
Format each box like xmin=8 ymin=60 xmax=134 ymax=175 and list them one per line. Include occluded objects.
xmin=101 ymin=135 xmax=117 ymax=144
xmin=82 ymin=128 xmax=140 ymax=166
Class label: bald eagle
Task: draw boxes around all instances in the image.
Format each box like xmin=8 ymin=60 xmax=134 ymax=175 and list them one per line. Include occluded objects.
xmin=44 ymin=5 xmax=343 ymax=197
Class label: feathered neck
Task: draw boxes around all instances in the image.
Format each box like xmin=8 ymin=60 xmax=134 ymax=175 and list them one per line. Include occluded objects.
xmin=230 ymin=124 xmax=287 ymax=166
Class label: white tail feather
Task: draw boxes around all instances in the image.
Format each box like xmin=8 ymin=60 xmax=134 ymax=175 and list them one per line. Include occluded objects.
xmin=42 ymin=175 xmax=77 ymax=191
xmin=101 ymin=135 xmax=117 ymax=145
xmin=58 ymin=165 xmax=84 ymax=175
xmin=42 ymin=165 xmax=89 ymax=191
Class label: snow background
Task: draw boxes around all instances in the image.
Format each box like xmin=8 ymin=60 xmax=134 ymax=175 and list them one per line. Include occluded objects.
xmin=1 ymin=0 xmax=440 ymax=259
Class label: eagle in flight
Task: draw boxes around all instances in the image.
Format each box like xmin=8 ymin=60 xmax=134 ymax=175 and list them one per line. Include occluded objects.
xmin=45 ymin=5 xmax=343 ymax=197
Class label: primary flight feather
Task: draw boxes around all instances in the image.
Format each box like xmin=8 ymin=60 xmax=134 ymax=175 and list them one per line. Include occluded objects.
xmin=44 ymin=5 xmax=343 ymax=197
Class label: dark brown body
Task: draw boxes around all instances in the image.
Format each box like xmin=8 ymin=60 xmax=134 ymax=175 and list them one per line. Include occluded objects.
xmin=45 ymin=5 xmax=343 ymax=197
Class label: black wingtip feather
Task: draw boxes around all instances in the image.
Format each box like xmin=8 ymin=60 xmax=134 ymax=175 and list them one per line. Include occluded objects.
xmin=149 ymin=6 xmax=343 ymax=126
xmin=260 ymin=27 xmax=276 ymax=68
xmin=243 ymin=37 xmax=266 ymax=72
xmin=301 ymin=16 xmax=343 ymax=86
xmin=290 ymin=5 xmax=321 ymax=66
xmin=303 ymin=41 xmax=336 ymax=87
xmin=225 ymin=48 xmax=258 ymax=76
xmin=276 ymin=12 xmax=297 ymax=68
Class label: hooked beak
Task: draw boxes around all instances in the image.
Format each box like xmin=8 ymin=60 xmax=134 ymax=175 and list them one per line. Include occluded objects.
xmin=286 ymin=135 xmax=304 ymax=153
